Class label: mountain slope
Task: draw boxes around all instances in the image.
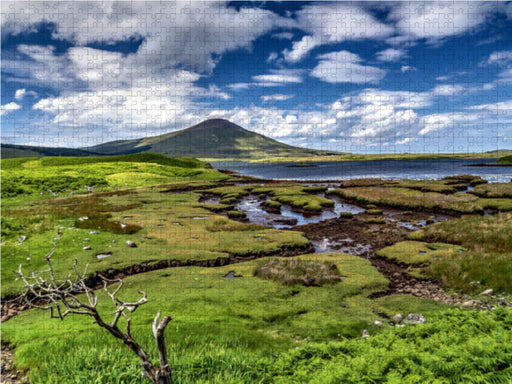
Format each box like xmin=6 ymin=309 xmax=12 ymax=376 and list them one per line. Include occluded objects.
xmin=1 ymin=144 xmax=97 ymax=158
xmin=85 ymin=119 xmax=340 ymax=159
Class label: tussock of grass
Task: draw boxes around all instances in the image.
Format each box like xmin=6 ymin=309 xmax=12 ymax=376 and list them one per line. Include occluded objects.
xmin=254 ymin=258 xmax=343 ymax=286
xmin=206 ymin=219 xmax=264 ymax=232
xmin=377 ymin=241 xmax=465 ymax=266
xmin=409 ymin=213 xmax=512 ymax=293
xmin=470 ymin=182 xmax=512 ymax=198
xmin=227 ymin=210 xmax=247 ymax=219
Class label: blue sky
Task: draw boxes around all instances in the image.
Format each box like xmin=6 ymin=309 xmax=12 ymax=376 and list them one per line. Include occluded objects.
xmin=2 ymin=1 xmax=512 ymax=153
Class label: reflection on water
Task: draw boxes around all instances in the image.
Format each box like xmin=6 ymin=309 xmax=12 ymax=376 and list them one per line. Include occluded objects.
xmin=234 ymin=195 xmax=365 ymax=229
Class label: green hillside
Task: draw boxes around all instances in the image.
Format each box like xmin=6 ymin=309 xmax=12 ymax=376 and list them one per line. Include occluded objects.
xmin=85 ymin=119 xmax=340 ymax=159
xmin=1 ymin=143 xmax=97 ymax=159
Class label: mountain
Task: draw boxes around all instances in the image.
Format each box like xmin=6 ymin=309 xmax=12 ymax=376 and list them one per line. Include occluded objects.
xmin=1 ymin=143 xmax=97 ymax=159
xmin=84 ymin=119 xmax=340 ymax=159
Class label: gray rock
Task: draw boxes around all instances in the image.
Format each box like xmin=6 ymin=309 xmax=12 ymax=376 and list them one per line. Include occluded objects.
xmin=17 ymin=236 xmax=27 ymax=243
xmin=462 ymin=300 xmax=478 ymax=308
xmin=125 ymin=240 xmax=137 ymax=248
xmin=83 ymin=246 xmax=92 ymax=250
xmin=480 ymin=289 xmax=494 ymax=296
xmin=362 ymin=329 xmax=370 ymax=339
xmin=392 ymin=314 xmax=404 ymax=324
xmin=404 ymin=314 xmax=426 ymax=324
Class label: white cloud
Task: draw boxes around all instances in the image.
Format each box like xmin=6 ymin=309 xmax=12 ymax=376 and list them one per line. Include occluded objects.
xmin=310 ymin=51 xmax=386 ymax=84
xmin=14 ymin=88 xmax=38 ymax=100
xmin=467 ymin=99 xmax=512 ymax=114
xmin=486 ymin=50 xmax=512 ymax=66
xmin=252 ymin=69 xmax=303 ymax=87
xmin=432 ymin=84 xmax=466 ymax=96
xmin=261 ymin=94 xmax=295 ymax=103
xmin=376 ymin=48 xmax=406 ymax=62
xmin=283 ymin=3 xmax=393 ymax=63
xmin=0 ymin=102 xmax=22 ymax=116
xmin=2 ymin=1 xmax=295 ymax=73
xmin=419 ymin=112 xmax=482 ymax=135
xmin=272 ymin=32 xmax=294 ymax=40
xmin=389 ymin=2 xmax=494 ymax=43
xmin=401 ymin=65 xmax=415 ymax=72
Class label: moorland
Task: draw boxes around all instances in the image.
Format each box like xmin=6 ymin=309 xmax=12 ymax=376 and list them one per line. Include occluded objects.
xmin=1 ymin=153 xmax=512 ymax=383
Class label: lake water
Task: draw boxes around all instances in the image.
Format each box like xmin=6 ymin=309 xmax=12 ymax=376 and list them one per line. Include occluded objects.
xmin=210 ymin=158 xmax=512 ymax=183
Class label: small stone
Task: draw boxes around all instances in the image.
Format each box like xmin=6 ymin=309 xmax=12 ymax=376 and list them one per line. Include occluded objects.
xmin=125 ymin=240 xmax=137 ymax=248
xmin=17 ymin=235 xmax=27 ymax=243
xmin=392 ymin=314 xmax=403 ymax=323
xmin=83 ymin=246 xmax=92 ymax=250
xmin=79 ymin=216 xmax=89 ymax=221
xmin=462 ymin=300 xmax=477 ymax=308
xmin=374 ymin=320 xmax=383 ymax=326
xmin=362 ymin=329 xmax=370 ymax=339
xmin=404 ymin=314 xmax=426 ymax=324
xmin=480 ymin=289 xmax=494 ymax=296
xmin=88 ymin=231 xmax=100 ymax=235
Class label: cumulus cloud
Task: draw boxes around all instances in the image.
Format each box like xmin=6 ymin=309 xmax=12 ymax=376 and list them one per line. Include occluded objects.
xmin=14 ymin=88 xmax=38 ymax=100
xmin=376 ymin=48 xmax=406 ymax=62
xmin=310 ymin=51 xmax=386 ymax=84
xmin=283 ymin=3 xmax=393 ymax=63
xmin=389 ymin=2 xmax=494 ymax=44
xmin=0 ymin=102 xmax=22 ymax=116
xmin=1 ymin=1 xmax=294 ymax=73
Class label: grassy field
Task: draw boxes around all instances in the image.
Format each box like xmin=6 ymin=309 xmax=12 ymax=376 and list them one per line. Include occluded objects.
xmin=251 ymin=150 xmax=512 ymax=163
xmin=327 ymin=177 xmax=512 ymax=214
xmin=2 ymin=156 xmax=512 ymax=383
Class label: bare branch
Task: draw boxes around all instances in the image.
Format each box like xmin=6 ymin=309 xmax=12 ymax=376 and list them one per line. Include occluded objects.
xmin=15 ymin=243 xmax=173 ymax=383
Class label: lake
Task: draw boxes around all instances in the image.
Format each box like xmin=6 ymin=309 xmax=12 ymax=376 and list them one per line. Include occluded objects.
xmin=210 ymin=158 xmax=512 ymax=183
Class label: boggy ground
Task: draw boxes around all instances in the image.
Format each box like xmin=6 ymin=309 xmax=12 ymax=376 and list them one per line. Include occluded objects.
xmin=293 ymin=214 xmax=465 ymax=304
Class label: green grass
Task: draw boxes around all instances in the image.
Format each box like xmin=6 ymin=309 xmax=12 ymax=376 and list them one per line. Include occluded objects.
xmin=1 ymin=154 xmax=227 ymax=198
xmin=252 ymin=185 xmax=334 ymax=212
xmin=329 ymin=185 xmax=512 ymax=214
xmin=2 ymin=254 xmax=397 ymax=383
xmin=376 ymin=241 xmax=465 ymax=266
xmin=1 ymin=188 xmax=309 ymax=298
xmin=470 ymin=182 xmax=512 ymax=198
xmin=409 ymin=213 xmax=512 ymax=293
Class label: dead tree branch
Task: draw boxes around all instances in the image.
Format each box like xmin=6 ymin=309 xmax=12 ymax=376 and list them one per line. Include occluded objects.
xmin=14 ymin=247 xmax=173 ymax=384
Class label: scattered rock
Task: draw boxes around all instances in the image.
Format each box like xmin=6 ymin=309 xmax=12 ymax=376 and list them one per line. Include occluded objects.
xmin=374 ymin=320 xmax=383 ymax=326
xmin=79 ymin=216 xmax=89 ymax=221
xmin=83 ymin=246 xmax=92 ymax=250
xmin=362 ymin=329 xmax=370 ymax=339
xmin=480 ymin=288 xmax=494 ymax=296
xmin=17 ymin=236 xmax=27 ymax=243
xmin=84 ymin=238 xmax=90 ymax=242
xmin=88 ymin=231 xmax=100 ymax=235
xmin=462 ymin=300 xmax=479 ymax=308
xmin=392 ymin=314 xmax=403 ymax=323
xmin=404 ymin=314 xmax=426 ymax=324
xmin=125 ymin=240 xmax=137 ymax=248
xmin=96 ymin=252 xmax=112 ymax=260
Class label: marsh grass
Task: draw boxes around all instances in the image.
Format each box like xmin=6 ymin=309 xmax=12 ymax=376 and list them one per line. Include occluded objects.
xmin=409 ymin=213 xmax=512 ymax=293
xmin=252 ymin=185 xmax=334 ymax=211
xmin=254 ymin=258 xmax=343 ymax=286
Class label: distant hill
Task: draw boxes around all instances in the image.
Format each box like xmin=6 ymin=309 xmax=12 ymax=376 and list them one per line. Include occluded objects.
xmin=1 ymin=144 xmax=97 ymax=159
xmin=84 ymin=119 xmax=340 ymax=159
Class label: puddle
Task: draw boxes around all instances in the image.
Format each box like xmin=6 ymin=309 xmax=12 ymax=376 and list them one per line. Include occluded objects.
xmin=312 ymin=236 xmax=372 ymax=256
xmin=233 ymin=195 xmax=364 ymax=229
